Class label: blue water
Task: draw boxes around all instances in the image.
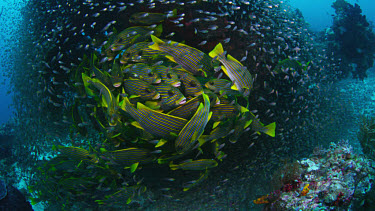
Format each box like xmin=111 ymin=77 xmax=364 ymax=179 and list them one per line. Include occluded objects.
xmin=0 ymin=0 xmax=374 ymax=210
xmin=0 ymin=0 xmax=22 ymax=125
xmin=289 ymin=0 xmax=375 ymax=31
xmin=0 ymin=0 xmax=373 ymax=125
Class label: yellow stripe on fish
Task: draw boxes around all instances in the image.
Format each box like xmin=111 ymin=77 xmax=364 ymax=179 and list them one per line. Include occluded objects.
xmin=167 ymin=95 xmax=201 ymax=119
xmin=120 ymin=42 xmax=166 ymax=64
xmin=149 ymin=35 xmax=213 ymax=76
xmin=210 ymin=103 xmax=239 ymax=122
xmin=110 ymin=25 xmax=162 ymax=52
xmin=153 ymin=66 xmax=181 ymax=87
xmin=58 ymin=146 xmax=98 ymax=163
xmin=106 ymin=148 xmax=156 ymax=166
xmin=121 ymin=97 xmax=188 ymax=138
xmin=169 ymin=159 xmax=218 ymax=170
xmin=125 ymin=63 xmax=161 ymax=84
xmin=124 ymin=78 xmax=160 ymax=100
xmin=85 ymin=75 xmax=118 ymax=126
xmin=174 ymin=68 xmax=203 ymax=97
xmin=248 ymin=111 xmax=276 ymax=137
xmin=154 ymin=83 xmax=186 ymax=110
xmin=209 ymin=43 xmax=253 ymax=97
xmin=175 ymin=93 xmax=212 ymax=153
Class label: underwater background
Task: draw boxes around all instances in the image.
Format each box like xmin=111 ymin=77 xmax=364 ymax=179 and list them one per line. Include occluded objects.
xmin=1 ymin=0 xmax=375 ymax=210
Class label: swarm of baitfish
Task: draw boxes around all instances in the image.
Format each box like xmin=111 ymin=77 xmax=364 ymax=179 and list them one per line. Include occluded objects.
xmin=66 ymin=17 xmax=276 ymax=193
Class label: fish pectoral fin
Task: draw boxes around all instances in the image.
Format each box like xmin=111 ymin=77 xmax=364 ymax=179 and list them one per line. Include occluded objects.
xmin=155 ymin=139 xmax=168 ymax=148
xmin=244 ymin=120 xmax=252 ymax=129
xmin=130 ymin=162 xmax=139 ymax=173
xmin=212 ymin=121 xmax=221 ymax=129
xmin=149 ymin=35 xmax=163 ymax=50
xmin=129 ymin=95 xmax=140 ymax=99
xmin=165 ymin=55 xmax=176 ymax=63
xmin=101 ymin=95 xmax=109 ymax=107
xmin=198 ymin=135 xmax=209 ymax=146
xmin=169 ymin=132 xmax=178 ymax=137
xmin=230 ymin=83 xmax=239 ymax=91
xmin=131 ymin=121 xmax=144 ymax=130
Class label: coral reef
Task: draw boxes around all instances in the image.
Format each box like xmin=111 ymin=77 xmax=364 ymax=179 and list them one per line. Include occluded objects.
xmin=255 ymin=140 xmax=375 ymax=210
xmin=358 ymin=116 xmax=375 ymax=160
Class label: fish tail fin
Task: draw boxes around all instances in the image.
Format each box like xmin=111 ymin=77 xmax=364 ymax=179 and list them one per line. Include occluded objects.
xmin=264 ymin=122 xmax=276 ymax=137
xmin=149 ymin=35 xmax=163 ymax=51
xmin=154 ymin=24 xmax=163 ymax=37
xmin=169 ymin=161 xmax=178 ymax=170
xmin=209 ymin=43 xmax=224 ymax=59
xmin=171 ymin=9 xmax=178 ymax=18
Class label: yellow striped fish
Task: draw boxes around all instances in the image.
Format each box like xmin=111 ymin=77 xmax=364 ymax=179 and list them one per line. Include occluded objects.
xmin=125 ymin=63 xmax=161 ymax=84
xmin=110 ymin=25 xmax=162 ymax=52
xmin=153 ymin=66 xmax=181 ymax=87
xmin=120 ymin=42 xmax=166 ymax=64
xmin=106 ymin=148 xmax=156 ymax=167
xmin=58 ymin=146 xmax=98 ymax=163
xmin=167 ymin=92 xmax=219 ymax=119
xmin=85 ymin=76 xmax=119 ymax=126
xmin=169 ymin=159 xmax=218 ymax=170
xmin=205 ymin=78 xmax=240 ymax=96
xmin=174 ymin=68 xmax=203 ymax=97
xmin=149 ymin=35 xmax=213 ymax=76
xmin=121 ymin=97 xmax=188 ymax=138
xmin=124 ymin=78 xmax=160 ymax=100
xmin=154 ymin=83 xmax=186 ymax=110
xmin=210 ymin=103 xmax=239 ymax=122
xmin=167 ymin=95 xmax=201 ymax=119
xmin=209 ymin=43 xmax=253 ymax=97
xmin=248 ymin=111 xmax=276 ymax=137
xmin=175 ymin=93 xmax=212 ymax=153
xmin=183 ymin=169 xmax=209 ymax=191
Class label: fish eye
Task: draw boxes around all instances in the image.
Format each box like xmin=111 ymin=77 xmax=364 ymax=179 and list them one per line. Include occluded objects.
xmin=145 ymin=88 xmax=151 ymax=93
xmin=166 ymin=73 xmax=172 ymax=79
xmin=168 ymin=90 xmax=174 ymax=96
xmin=209 ymin=81 xmax=214 ymax=85
xmin=189 ymin=81 xmax=197 ymax=87
xmin=138 ymin=51 xmax=143 ymax=56
xmin=148 ymin=72 xmax=154 ymax=77
xmin=118 ymin=38 xmax=123 ymax=43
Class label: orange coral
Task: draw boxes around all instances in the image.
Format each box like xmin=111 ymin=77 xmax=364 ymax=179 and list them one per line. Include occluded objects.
xmin=253 ymin=194 xmax=270 ymax=204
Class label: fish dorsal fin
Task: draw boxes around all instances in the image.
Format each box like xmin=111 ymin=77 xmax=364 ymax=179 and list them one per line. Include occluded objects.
xmin=231 ymin=83 xmax=239 ymax=91
xmin=212 ymin=121 xmax=221 ymax=129
xmin=181 ymin=159 xmax=193 ymax=163
xmin=149 ymin=35 xmax=164 ymax=51
xmin=240 ymin=106 xmax=249 ymax=113
xmin=244 ymin=120 xmax=253 ymax=129
xmin=227 ymin=54 xmax=243 ymax=65
xmin=155 ymin=139 xmax=168 ymax=148
xmin=209 ymin=43 xmax=224 ymax=59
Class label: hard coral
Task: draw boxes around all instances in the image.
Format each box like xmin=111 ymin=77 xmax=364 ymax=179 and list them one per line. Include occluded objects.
xmin=358 ymin=116 xmax=375 ymax=160
xmin=254 ymin=141 xmax=375 ymax=210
